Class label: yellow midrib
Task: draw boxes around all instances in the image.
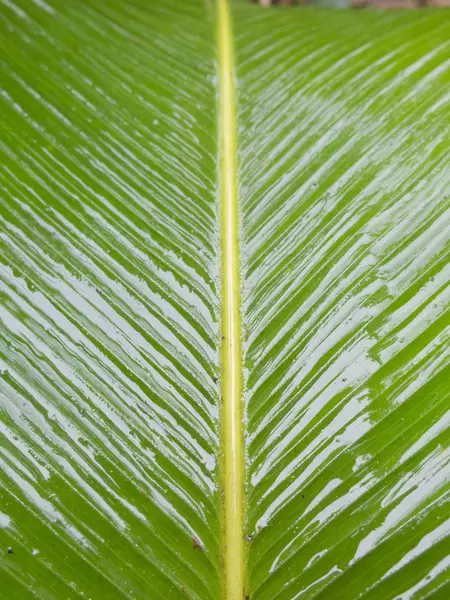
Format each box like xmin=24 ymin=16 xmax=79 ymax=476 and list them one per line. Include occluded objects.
xmin=218 ymin=0 xmax=245 ymax=599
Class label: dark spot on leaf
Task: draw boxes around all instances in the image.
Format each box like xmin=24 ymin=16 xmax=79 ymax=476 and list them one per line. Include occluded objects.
xmin=7 ymin=547 xmax=13 ymax=554
xmin=192 ymin=536 xmax=202 ymax=551
xmin=213 ymin=376 xmax=218 ymax=383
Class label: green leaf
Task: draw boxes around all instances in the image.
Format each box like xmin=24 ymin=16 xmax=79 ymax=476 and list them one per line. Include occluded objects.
xmin=232 ymin=5 xmax=450 ymax=600
xmin=1 ymin=1 xmax=449 ymax=599
xmin=0 ymin=1 xmax=220 ymax=598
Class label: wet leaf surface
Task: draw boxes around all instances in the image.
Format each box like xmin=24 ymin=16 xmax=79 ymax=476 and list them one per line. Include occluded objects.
xmin=1 ymin=1 xmax=449 ymax=598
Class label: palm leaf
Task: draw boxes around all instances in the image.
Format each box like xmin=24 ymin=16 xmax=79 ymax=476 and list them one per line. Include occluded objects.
xmin=233 ymin=5 xmax=450 ymax=600
xmin=1 ymin=1 xmax=449 ymax=599
xmin=0 ymin=1 xmax=220 ymax=598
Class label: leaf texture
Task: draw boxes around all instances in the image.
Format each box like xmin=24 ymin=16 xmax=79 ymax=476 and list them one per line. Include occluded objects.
xmin=0 ymin=0 xmax=220 ymax=598
xmin=1 ymin=1 xmax=450 ymax=599
xmin=232 ymin=6 xmax=450 ymax=600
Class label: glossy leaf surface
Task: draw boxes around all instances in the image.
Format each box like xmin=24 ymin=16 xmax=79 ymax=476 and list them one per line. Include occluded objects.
xmin=0 ymin=0 xmax=220 ymax=598
xmin=1 ymin=1 xmax=449 ymax=599
xmin=233 ymin=5 xmax=450 ymax=600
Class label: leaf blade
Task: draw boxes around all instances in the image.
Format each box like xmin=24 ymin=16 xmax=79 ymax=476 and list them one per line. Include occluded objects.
xmin=232 ymin=5 xmax=450 ymax=599
xmin=0 ymin=0 xmax=220 ymax=598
